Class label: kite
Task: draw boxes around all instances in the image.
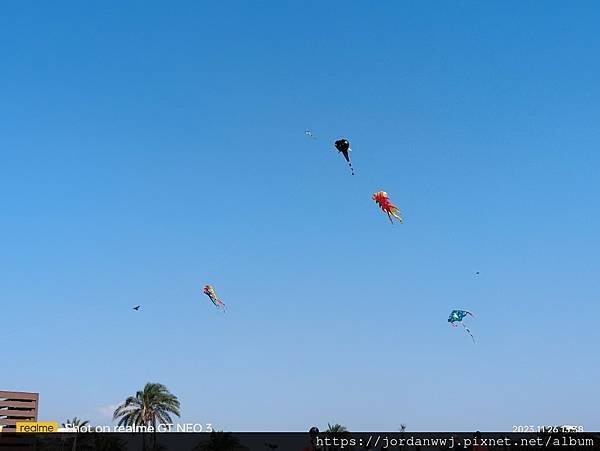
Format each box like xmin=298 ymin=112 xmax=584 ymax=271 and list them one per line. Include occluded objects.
xmin=448 ymin=309 xmax=475 ymax=343
xmin=305 ymin=130 xmax=316 ymax=139
xmin=372 ymin=191 xmax=403 ymax=224
xmin=203 ymin=285 xmax=226 ymax=312
xmin=334 ymin=139 xmax=354 ymax=175
xmin=133 ymin=305 xmax=140 ymax=311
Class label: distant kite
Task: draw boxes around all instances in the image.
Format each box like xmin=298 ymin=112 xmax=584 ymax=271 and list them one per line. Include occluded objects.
xmin=133 ymin=305 xmax=140 ymax=311
xmin=305 ymin=130 xmax=316 ymax=139
xmin=372 ymin=191 xmax=403 ymax=224
xmin=448 ymin=309 xmax=475 ymax=343
xmin=203 ymin=285 xmax=226 ymax=312
xmin=334 ymin=139 xmax=354 ymax=175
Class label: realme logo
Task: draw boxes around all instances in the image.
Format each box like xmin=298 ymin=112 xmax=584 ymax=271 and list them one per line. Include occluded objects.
xmin=16 ymin=422 xmax=59 ymax=433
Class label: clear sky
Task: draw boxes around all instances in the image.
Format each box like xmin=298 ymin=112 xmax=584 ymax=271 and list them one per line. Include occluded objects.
xmin=2 ymin=1 xmax=600 ymax=432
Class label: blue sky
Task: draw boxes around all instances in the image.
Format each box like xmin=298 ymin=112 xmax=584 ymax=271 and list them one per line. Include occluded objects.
xmin=2 ymin=1 xmax=600 ymax=431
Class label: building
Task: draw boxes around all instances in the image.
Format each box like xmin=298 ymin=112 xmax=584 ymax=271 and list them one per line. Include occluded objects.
xmin=0 ymin=391 xmax=39 ymax=431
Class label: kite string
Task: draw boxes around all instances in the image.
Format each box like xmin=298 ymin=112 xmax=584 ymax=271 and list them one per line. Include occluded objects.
xmin=462 ymin=323 xmax=476 ymax=344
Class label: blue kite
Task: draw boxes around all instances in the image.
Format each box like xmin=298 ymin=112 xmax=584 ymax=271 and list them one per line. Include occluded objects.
xmin=448 ymin=310 xmax=475 ymax=344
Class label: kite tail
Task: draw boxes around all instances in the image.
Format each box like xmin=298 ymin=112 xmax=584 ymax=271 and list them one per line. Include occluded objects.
xmin=462 ymin=324 xmax=476 ymax=344
xmin=386 ymin=211 xmax=394 ymax=224
xmin=341 ymin=150 xmax=354 ymax=175
xmin=390 ymin=208 xmax=403 ymax=223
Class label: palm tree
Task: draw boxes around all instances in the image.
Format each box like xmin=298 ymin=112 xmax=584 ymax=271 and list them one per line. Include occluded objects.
xmin=61 ymin=417 xmax=90 ymax=451
xmin=113 ymin=383 xmax=180 ymax=451
xmin=61 ymin=417 xmax=90 ymax=430
xmin=326 ymin=423 xmax=348 ymax=433
xmin=324 ymin=424 xmax=348 ymax=451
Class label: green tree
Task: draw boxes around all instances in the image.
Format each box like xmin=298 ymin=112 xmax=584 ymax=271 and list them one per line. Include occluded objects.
xmin=61 ymin=417 xmax=90 ymax=429
xmin=61 ymin=417 xmax=90 ymax=451
xmin=325 ymin=424 xmax=349 ymax=451
xmin=113 ymin=383 xmax=180 ymax=450
xmin=326 ymin=423 xmax=348 ymax=433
